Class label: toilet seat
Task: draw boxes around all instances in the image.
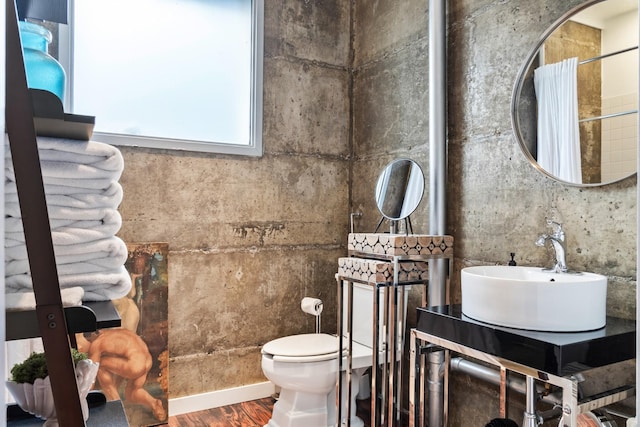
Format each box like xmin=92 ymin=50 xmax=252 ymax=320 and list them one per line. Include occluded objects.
xmin=262 ymin=333 xmax=347 ymax=363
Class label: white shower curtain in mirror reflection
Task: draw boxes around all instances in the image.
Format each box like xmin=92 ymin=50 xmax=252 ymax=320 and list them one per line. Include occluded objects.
xmin=534 ymin=57 xmax=582 ymax=184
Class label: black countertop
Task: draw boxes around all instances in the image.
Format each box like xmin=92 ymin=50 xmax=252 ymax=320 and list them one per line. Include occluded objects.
xmin=416 ymin=305 xmax=636 ymax=376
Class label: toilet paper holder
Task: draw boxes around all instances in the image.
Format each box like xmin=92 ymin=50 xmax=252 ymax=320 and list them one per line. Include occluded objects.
xmin=301 ymin=297 xmax=323 ymax=333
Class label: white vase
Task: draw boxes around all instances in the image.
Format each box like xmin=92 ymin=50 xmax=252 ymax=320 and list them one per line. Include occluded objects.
xmin=6 ymin=359 xmax=99 ymax=426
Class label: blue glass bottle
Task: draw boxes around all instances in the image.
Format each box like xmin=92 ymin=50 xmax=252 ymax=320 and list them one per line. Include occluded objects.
xmin=19 ymin=21 xmax=66 ymax=102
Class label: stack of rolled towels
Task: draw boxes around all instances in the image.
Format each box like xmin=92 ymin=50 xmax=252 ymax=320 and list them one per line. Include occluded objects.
xmin=4 ymin=137 xmax=132 ymax=310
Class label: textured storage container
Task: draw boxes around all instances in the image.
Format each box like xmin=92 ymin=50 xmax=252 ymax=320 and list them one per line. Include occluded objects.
xmin=348 ymin=233 xmax=454 ymax=257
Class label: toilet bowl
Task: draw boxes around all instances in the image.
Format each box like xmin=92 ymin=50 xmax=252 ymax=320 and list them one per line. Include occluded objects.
xmin=261 ymin=333 xmax=369 ymax=427
xmin=261 ymin=283 xmax=410 ymax=427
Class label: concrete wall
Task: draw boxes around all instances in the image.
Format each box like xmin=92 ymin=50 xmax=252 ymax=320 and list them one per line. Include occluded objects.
xmin=114 ymin=0 xmax=636 ymax=423
xmin=445 ymin=0 xmax=636 ymax=316
xmin=117 ymin=0 xmax=351 ymax=397
xmin=351 ymin=0 xmax=636 ymax=425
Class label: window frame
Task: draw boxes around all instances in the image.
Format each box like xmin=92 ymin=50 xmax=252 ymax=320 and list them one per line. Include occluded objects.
xmin=63 ymin=0 xmax=264 ymax=157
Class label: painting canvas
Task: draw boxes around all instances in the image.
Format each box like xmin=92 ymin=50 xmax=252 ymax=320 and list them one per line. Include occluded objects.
xmin=78 ymin=242 xmax=169 ymax=426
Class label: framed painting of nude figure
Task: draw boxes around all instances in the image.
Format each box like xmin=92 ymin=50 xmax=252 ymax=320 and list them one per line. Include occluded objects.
xmin=77 ymin=243 xmax=169 ymax=426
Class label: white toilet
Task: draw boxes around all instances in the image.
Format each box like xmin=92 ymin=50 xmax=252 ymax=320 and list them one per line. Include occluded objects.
xmin=261 ymin=283 xmax=409 ymax=427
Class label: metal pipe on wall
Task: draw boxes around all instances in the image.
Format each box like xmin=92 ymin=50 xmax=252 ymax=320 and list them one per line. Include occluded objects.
xmin=427 ymin=0 xmax=447 ymax=425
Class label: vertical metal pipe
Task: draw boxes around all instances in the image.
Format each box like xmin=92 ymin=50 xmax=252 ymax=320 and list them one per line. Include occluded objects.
xmin=428 ymin=0 xmax=447 ymax=425
xmin=523 ymin=376 xmax=539 ymax=427
xmin=427 ymin=351 xmax=445 ymax=426
xmin=428 ymin=0 xmax=447 ymax=300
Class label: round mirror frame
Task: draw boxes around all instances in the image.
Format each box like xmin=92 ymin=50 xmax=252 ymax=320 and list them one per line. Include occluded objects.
xmin=510 ymin=0 xmax=637 ymax=187
xmin=374 ymin=158 xmax=425 ymax=221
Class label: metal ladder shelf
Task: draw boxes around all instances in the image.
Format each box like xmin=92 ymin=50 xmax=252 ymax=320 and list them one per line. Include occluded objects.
xmin=5 ymin=1 xmax=129 ymax=425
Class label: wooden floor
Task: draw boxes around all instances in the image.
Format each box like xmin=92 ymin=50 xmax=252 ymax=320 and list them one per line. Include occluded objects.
xmin=168 ymin=396 xmax=372 ymax=427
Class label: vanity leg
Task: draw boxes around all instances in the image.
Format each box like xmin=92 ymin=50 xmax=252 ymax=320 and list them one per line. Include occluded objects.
xmin=387 ymin=283 xmax=397 ymax=427
xmin=499 ymin=368 xmax=507 ymax=419
xmin=346 ymin=279 xmax=354 ymax=427
xmin=443 ymin=348 xmax=450 ymax=426
xmin=558 ymin=378 xmax=579 ymax=427
xmin=380 ymin=285 xmax=390 ymax=425
xmin=409 ymin=330 xmax=416 ymax=427
xmin=372 ymin=283 xmax=381 ymax=427
xmin=337 ymin=277 xmax=344 ymax=427
xmin=409 ymin=329 xmax=422 ymax=427
xmin=395 ymin=285 xmax=406 ymax=424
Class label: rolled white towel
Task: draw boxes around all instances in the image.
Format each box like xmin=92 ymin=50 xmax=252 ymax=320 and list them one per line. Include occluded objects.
xmin=6 ymin=215 xmax=122 ymax=246
xmin=5 ymin=159 xmax=123 ymax=183
xmin=5 ymin=180 xmax=123 ymax=198
xmin=6 ymin=216 xmax=120 ymax=234
xmin=5 ymin=236 xmax=128 ymax=262
xmin=4 ymin=202 xmax=120 ymax=221
xmin=5 ymin=137 xmax=124 ymax=179
xmin=6 ymin=253 xmax=128 ymax=276
xmin=5 ymin=287 xmax=85 ymax=311
xmin=6 ymin=175 xmax=119 ymax=191
xmin=6 ymin=204 xmax=121 ymax=223
xmin=301 ymin=297 xmax=323 ymax=316
xmin=5 ymin=266 xmax=132 ymax=302
xmin=5 ymin=181 xmax=123 ymax=209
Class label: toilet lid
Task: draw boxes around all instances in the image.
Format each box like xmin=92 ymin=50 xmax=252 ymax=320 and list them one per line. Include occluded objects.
xmin=262 ymin=333 xmax=345 ymax=358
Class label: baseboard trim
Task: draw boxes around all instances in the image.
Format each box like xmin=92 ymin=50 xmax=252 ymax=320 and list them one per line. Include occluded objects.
xmin=168 ymin=381 xmax=275 ymax=417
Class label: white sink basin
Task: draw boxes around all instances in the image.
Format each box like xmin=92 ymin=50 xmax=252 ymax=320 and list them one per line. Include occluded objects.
xmin=461 ymin=266 xmax=607 ymax=332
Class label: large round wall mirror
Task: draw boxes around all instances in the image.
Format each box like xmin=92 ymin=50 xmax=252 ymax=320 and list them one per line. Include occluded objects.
xmin=511 ymin=0 xmax=638 ymax=186
xmin=375 ymin=159 xmax=425 ymax=220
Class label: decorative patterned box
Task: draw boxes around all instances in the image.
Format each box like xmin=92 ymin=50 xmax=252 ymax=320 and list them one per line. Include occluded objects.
xmin=348 ymin=233 xmax=454 ymax=257
xmin=337 ymin=257 xmax=429 ymax=283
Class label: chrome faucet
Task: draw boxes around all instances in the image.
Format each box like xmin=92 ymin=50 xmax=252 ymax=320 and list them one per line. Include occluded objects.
xmin=535 ymin=220 xmax=568 ymax=273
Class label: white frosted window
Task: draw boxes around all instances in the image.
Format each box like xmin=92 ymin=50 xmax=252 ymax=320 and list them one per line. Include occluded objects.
xmin=70 ymin=0 xmax=263 ymax=155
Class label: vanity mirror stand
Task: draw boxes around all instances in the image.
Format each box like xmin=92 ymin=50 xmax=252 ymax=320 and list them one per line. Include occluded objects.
xmin=336 ymin=234 xmax=454 ymax=427
xmin=336 ymin=159 xmax=454 ymax=427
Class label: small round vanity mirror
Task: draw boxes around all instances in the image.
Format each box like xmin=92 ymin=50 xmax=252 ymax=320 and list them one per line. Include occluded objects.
xmin=375 ymin=159 xmax=425 ymax=220
xmin=511 ymin=0 xmax=638 ymax=186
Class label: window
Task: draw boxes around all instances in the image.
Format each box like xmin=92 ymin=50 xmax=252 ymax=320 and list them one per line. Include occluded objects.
xmin=65 ymin=0 xmax=263 ymax=156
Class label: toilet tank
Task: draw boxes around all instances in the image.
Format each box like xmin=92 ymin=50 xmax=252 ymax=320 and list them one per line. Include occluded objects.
xmin=342 ymin=282 xmax=410 ymax=349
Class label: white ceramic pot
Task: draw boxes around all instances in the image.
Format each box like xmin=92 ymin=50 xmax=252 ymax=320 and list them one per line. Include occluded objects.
xmin=6 ymin=359 xmax=99 ymax=426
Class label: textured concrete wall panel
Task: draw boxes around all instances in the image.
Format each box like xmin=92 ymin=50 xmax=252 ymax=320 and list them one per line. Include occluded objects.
xmin=169 ymin=346 xmax=264 ymax=398
xmin=353 ymin=0 xmax=427 ymax=67
xmin=263 ymin=58 xmax=349 ymax=157
xmin=353 ymin=40 xmax=429 ymax=160
xmin=119 ymin=149 xmax=349 ymax=249
xmin=168 ymin=248 xmax=341 ymax=357
xmin=264 ymin=0 xmax=350 ymax=67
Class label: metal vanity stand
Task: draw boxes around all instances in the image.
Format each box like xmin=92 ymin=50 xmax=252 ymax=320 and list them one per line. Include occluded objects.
xmin=409 ymin=305 xmax=636 ymax=427
xmin=336 ymin=234 xmax=454 ymax=427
